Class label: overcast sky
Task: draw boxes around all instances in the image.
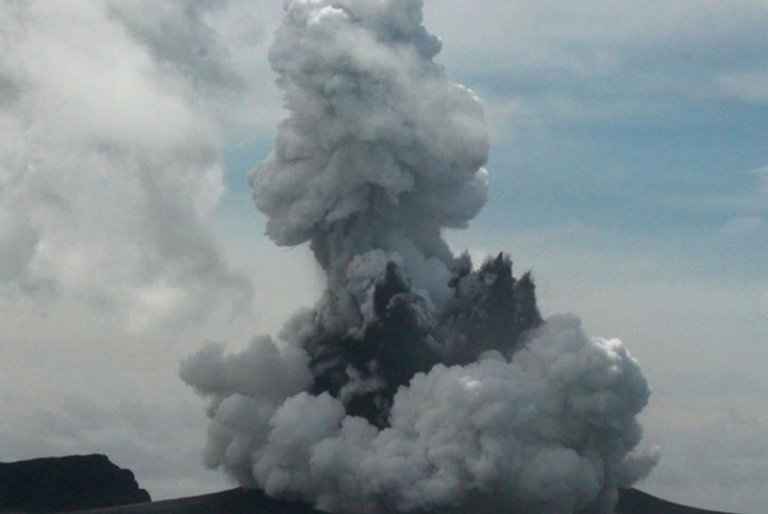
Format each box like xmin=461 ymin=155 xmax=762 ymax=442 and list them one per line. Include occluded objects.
xmin=1 ymin=1 xmax=766 ymax=512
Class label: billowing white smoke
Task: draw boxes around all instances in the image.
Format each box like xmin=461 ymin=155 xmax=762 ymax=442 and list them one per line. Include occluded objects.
xmin=183 ymin=316 xmax=657 ymax=513
xmin=181 ymin=0 xmax=659 ymax=512
xmin=0 ymin=0 xmax=252 ymax=331
xmin=250 ymin=0 xmax=490 ymax=325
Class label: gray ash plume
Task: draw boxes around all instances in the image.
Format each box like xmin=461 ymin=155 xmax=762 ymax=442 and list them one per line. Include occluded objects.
xmin=181 ymin=1 xmax=659 ymax=512
xmin=306 ymin=255 xmax=542 ymax=428
xmin=443 ymin=253 xmax=543 ymax=366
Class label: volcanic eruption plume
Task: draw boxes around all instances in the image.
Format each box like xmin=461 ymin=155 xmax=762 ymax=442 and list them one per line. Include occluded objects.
xmin=180 ymin=0 xmax=659 ymax=512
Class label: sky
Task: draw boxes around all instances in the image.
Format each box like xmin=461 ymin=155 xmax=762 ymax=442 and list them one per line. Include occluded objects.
xmin=0 ymin=0 xmax=766 ymax=512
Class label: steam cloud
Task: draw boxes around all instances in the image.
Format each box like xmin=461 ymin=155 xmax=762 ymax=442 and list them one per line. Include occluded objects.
xmin=181 ymin=0 xmax=659 ymax=512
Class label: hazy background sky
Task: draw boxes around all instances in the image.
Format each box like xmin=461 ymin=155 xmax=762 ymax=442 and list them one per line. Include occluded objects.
xmin=1 ymin=1 xmax=766 ymax=512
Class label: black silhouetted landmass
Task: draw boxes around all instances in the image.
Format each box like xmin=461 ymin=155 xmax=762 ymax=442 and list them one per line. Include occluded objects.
xmin=65 ymin=489 xmax=310 ymax=514
xmin=616 ymin=488 xmax=739 ymax=514
xmin=0 ymin=454 xmax=150 ymax=513
xmin=62 ymin=487 xmax=741 ymax=514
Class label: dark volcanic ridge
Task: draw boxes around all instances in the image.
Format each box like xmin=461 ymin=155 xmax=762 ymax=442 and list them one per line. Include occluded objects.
xmin=0 ymin=454 xmax=150 ymax=513
xmin=64 ymin=488 xmax=742 ymax=514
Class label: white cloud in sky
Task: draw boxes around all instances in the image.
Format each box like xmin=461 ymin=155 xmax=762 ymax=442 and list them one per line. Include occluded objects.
xmin=719 ymin=72 xmax=768 ymax=103
xmin=716 ymin=216 xmax=767 ymax=240
xmin=425 ymin=0 xmax=768 ymax=135
xmin=657 ymin=166 xmax=768 ymax=221
xmin=0 ymin=0 xmax=254 ymax=332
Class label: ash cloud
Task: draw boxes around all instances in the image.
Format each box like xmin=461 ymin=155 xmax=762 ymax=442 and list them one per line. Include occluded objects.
xmin=181 ymin=0 xmax=659 ymax=512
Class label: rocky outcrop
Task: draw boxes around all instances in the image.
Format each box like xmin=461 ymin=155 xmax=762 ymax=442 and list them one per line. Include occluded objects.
xmin=0 ymin=454 xmax=151 ymax=513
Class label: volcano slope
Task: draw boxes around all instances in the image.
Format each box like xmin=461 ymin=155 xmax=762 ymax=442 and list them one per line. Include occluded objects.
xmin=64 ymin=488 xmax=740 ymax=514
